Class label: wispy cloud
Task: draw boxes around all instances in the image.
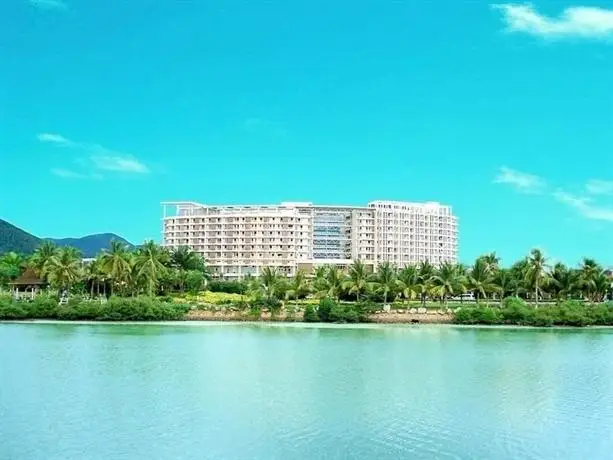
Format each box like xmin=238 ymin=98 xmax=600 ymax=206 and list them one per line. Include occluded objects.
xmin=90 ymin=155 xmax=149 ymax=174
xmin=29 ymin=0 xmax=68 ymax=10
xmin=585 ymin=179 xmax=613 ymax=195
xmin=244 ymin=118 xmax=287 ymax=137
xmin=492 ymin=4 xmax=613 ymax=39
xmin=495 ymin=167 xmax=613 ymax=224
xmin=554 ymin=191 xmax=613 ymax=222
xmin=51 ymin=168 xmax=102 ymax=180
xmin=38 ymin=133 xmax=149 ymax=178
xmin=37 ymin=133 xmax=73 ymax=145
xmin=494 ymin=166 xmax=545 ymax=193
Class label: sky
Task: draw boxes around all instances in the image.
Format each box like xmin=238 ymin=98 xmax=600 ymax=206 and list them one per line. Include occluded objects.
xmin=1 ymin=0 xmax=613 ymax=266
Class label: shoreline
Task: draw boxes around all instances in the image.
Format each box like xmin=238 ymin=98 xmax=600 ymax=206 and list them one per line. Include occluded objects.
xmin=3 ymin=319 xmax=613 ymax=331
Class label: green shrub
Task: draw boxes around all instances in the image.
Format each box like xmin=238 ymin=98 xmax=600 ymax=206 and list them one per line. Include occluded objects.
xmin=453 ymin=306 xmax=502 ymax=325
xmin=0 ymin=296 xmax=28 ymax=320
xmin=318 ymin=298 xmax=335 ymax=322
xmin=303 ymin=305 xmax=318 ymax=322
xmin=207 ymin=280 xmax=246 ymax=295
xmin=342 ymin=307 xmax=359 ymax=323
xmin=453 ymin=307 xmax=475 ymax=324
xmin=501 ymin=297 xmax=533 ymax=325
xmin=532 ymin=308 xmax=554 ymax=327
xmin=588 ymin=304 xmax=613 ymax=325
xmin=329 ymin=303 xmax=346 ymax=323
xmin=247 ymin=306 xmax=261 ymax=320
xmin=554 ymin=301 xmax=592 ymax=327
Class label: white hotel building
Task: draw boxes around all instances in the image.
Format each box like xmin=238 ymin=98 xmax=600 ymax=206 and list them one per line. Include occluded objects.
xmin=162 ymin=201 xmax=458 ymax=278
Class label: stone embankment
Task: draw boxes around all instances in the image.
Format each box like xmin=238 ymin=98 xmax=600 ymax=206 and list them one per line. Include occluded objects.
xmin=186 ymin=308 xmax=454 ymax=323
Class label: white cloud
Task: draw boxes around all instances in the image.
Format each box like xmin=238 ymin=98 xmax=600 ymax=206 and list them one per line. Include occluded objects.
xmin=554 ymin=191 xmax=613 ymax=222
xmin=29 ymin=0 xmax=67 ymax=10
xmin=494 ymin=166 xmax=545 ymax=193
xmin=51 ymin=168 xmax=102 ymax=180
xmin=38 ymin=133 xmax=150 ymax=177
xmin=37 ymin=133 xmax=73 ymax=145
xmin=90 ymin=155 xmax=149 ymax=174
xmin=585 ymin=179 xmax=613 ymax=195
xmin=493 ymin=4 xmax=613 ymax=39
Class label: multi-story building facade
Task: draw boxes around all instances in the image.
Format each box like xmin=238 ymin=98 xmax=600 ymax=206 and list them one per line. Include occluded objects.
xmin=161 ymin=201 xmax=458 ymax=278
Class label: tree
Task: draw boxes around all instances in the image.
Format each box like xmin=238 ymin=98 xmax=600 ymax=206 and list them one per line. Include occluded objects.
xmin=343 ymin=260 xmax=370 ymax=302
xmin=430 ymin=262 xmax=465 ymax=305
xmin=398 ymin=265 xmax=420 ymax=303
xmin=171 ymin=246 xmax=205 ymax=272
xmin=285 ymin=269 xmax=310 ymax=305
xmin=86 ymin=257 xmax=106 ymax=298
xmin=593 ymin=272 xmax=610 ymax=303
xmin=417 ymin=260 xmax=435 ymax=306
xmin=525 ymin=249 xmax=549 ymax=307
xmin=549 ymin=263 xmax=577 ymax=303
xmin=185 ymin=270 xmax=206 ymax=294
xmin=29 ymin=241 xmax=58 ymax=279
xmin=374 ymin=262 xmax=397 ymax=306
xmin=319 ymin=266 xmax=345 ymax=301
xmin=259 ymin=266 xmax=281 ymax=301
xmin=579 ymin=258 xmax=602 ymax=302
xmin=468 ymin=258 xmax=497 ymax=303
xmin=0 ymin=252 xmax=24 ymax=287
xmin=134 ymin=241 xmax=169 ymax=296
xmin=493 ymin=268 xmax=519 ymax=303
xmin=45 ymin=246 xmax=83 ymax=294
xmin=481 ymin=252 xmax=500 ymax=274
xmin=313 ymin=266 xmax=328 ymax=295
xmin=101 ymin=241 xmax=132 ymax=295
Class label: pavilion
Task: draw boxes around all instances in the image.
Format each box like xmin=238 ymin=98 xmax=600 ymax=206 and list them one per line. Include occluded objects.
xmin=10 ymin=268 xmax=47 ymax=300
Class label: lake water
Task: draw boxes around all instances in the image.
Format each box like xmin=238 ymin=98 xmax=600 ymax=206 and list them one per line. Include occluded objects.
xmin=2 ymin=323 xmax=613 ymax=460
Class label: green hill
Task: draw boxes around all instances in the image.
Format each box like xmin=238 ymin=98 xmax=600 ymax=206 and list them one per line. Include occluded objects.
xmin=0 ymin=219 xmax=134 ymax=257
xmin=0 ymin=219 xmax=41 ymax=254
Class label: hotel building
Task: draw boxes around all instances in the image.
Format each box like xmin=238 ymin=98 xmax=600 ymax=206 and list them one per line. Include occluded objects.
xmin=162 ymin=201 xmax=458 ymax=278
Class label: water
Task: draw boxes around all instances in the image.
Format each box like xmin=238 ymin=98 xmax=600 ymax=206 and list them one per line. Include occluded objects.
xmin=2 ymin=323 xmax=613 ymax=460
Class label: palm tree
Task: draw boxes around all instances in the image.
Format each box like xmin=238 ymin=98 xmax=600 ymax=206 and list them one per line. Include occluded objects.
xmin=170 ymin=246 xmax=208 ymax=292
xmin=134 ymin=241 xmax=169 ymax=296
xmin=313 ymin=266 xmax=328 ymax=294
xmin=29 ymin=241 xmax=58 ymax=279
xmin=549 ymin=262 xmax=577 ymax=303
xmin=374 ymin=262 xmax=397 ymax=306
xmin=319 ymin=266 xmax=345 ymax=301
xmin=579 ymin=258 xmax=602 ymax=302
xmin=417 ymin=260 xmax=435 ymax=306
xmin=343 ymin=260 xmax=370 ymax=302
xmin=430 ymin=262 xmax=465 ymax=305
xmin=285 ymin=269 xmax=310 ymax=305
xmin=593 ymin=272 xmax=610 ymax=303
xmin=45 ymin=246 xmax=83 ymax=295
xmin=468 ymin=258 xmax=497 ymax=303
xmin=101 ymin=240 xmax=132 ymax=295
xmin=398 ymin=265 xmax=420 ymax=304
xmin=481 ymin=252 xmax=500 ymax=274
xmin=259 ymin=266 xmax=281 ymax=301
xmin=171 ymin=246 xmax=206 ymax=271
xmin=0 ymin=252 xmax=25 ymax=289
xmin=86 ymin=257 xmax=106 ymax=298
xmin=525 ymin=249 xmax=549 ymax=307
xmin=493 ymin=268 xmax=519 ymax=304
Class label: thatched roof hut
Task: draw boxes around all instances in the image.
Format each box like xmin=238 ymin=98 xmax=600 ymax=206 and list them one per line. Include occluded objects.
xmin=10 ymin=268 xmax=47 ymax=298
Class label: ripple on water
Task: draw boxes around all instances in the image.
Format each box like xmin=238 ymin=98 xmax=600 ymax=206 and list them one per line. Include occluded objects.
xmin=2 ymin=323 xmax=613 ymax=460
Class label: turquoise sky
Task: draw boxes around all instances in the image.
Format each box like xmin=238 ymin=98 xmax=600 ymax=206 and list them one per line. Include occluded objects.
xmin=2 ymin=0 xmax=613 ymax=265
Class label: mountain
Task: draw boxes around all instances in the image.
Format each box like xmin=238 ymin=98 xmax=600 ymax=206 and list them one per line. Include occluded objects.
xmin=48 ymin=234 xmax=133 ymax=258
xmin=0 ymin=219 xmax=41 ymax=254
xmin=0 ymin=218 xmax=134 ymax=257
